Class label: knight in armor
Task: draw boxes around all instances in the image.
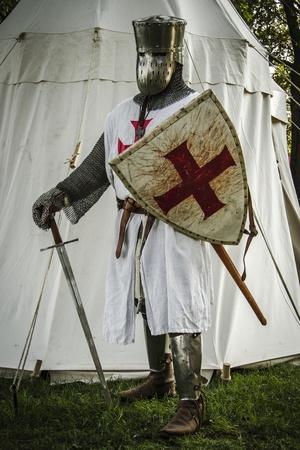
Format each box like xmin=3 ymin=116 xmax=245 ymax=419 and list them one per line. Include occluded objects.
xmin=33 ymin=16 xmax=213 ymax=437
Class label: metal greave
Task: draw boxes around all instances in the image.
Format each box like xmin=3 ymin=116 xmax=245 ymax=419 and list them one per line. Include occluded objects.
xmin=169 ymin=333 xmax=202 ymax=400
xmin=143 ymin=319 xmax=171 ymax=374
xmin=143 ymin=318 xmax=202 ymax=398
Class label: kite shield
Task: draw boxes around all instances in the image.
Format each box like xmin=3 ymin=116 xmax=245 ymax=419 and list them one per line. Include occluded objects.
xmin=109 ymin=90 xmax=248 ymax=245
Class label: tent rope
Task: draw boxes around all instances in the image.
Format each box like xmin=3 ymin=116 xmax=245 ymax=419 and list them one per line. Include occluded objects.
xmin=10 ymin=236 xmax=54 ymax=414
xmin=288 ymin=96 xmax=300 ymax=109
xmin=74 ymin=27 xmax=100 ymax=150
xmin=10 ymin=212 xmax=64 ymax=414
xmin=185 ymin=34 xmax=300 ymax=324
xmin=253 ymin=209 xmax=300 ymax=324
xmin=11 ymin=250 xmax=53 ymax=390
xmin=64 ymin=28 xmax=99 ymax=169
xmin=184 ymin=37 xmax=205 ymax=93
xmin=250 ymin=43 xmax=300 ymax=99
xmin=0 ymin=38 xmax=19 ymax=68
xmin=240 ymin=122 xmax=300 ymax=323
xmin=10 ymin=28 xmax=99 ymax=414
xmin=269 ymin=53 xmax=300 ymax=78
xmin=290 ymin=119 xmax=300 ymax=133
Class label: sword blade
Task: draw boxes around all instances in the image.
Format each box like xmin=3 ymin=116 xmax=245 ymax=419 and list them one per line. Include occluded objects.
xmin=51 ymin=220 xmax=112 ymax=406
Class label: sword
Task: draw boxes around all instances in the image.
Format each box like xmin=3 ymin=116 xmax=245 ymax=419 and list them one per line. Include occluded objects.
xmin=48 ymin=218 xmax=112 ymax=406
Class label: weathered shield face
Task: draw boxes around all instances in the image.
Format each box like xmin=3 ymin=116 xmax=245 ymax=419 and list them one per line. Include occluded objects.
xmin=109 ymin=90 xmax=248 ymax=245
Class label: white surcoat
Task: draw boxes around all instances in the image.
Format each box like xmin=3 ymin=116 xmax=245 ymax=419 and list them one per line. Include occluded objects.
xmin=103 ymin=93 xmax=214 ymax=344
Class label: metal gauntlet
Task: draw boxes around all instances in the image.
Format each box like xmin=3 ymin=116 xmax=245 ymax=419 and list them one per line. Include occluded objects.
xmin=32 ymin=187 xmax=69 ymax=230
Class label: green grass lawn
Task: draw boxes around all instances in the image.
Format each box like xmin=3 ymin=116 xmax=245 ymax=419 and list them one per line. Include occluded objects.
xmin=0 ymin=364 xmax=299 ymax=449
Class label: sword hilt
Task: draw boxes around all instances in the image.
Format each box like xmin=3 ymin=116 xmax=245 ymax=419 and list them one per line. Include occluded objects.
xmin=39 ymin=218 xmax=79 ymax=252
xmin=50 ymin=218 xmax=62 ymax=245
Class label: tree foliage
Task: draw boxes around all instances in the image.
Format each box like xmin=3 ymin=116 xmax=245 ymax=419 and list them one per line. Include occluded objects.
xmin=0 ymin=0 xmax=19 ymax=23
xmin=232 ymin=0 xmax=300 ymax=200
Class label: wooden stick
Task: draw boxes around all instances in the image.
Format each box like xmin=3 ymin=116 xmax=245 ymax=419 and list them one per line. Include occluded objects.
xmin=31 ymin=359 xmax=42 ymax=378
xmin=212 ymin=244 xmax=267 ymax=326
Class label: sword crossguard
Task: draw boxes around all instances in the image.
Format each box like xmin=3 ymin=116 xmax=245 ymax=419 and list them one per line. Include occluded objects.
xmin=38 ymin=218 xmax=80 ymax=252
xmin=40 ymin=238 xmax=79 ymax=252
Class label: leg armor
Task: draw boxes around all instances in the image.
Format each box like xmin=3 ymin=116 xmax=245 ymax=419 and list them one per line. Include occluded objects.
xmin=144 ymin=319 xmax=171 ymax=373
xmin=160 ymin=333 xmax=204 ymax=437
xmin=118 ymin=319 xmax=175 ymax=402
xmin=169 ymin=333 xmax=202 ymax=400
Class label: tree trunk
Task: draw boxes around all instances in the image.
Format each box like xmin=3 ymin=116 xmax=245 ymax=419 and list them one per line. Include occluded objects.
xmin=290 ymin=56 xmax=300 ymax=203
xmin=281 ymin=0 xmax=300 ymax=203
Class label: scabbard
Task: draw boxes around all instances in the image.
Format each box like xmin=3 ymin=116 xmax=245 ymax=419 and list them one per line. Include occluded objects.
xmin=212 ymin=243 xmax=267 ymax=326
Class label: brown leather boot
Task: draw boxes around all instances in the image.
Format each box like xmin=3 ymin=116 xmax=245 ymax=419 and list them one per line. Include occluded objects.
xmin=119 ymin=354 xmax=175 ymax=403
xmin=159 ymin=397 xmax=204 ymax=437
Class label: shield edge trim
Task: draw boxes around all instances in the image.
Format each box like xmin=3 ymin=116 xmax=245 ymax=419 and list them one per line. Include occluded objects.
xmin=110 ymin=89 xmax=248 ymax=245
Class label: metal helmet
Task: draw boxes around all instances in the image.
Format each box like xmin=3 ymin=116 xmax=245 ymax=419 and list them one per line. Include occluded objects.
xmin=132 ymin=15 xmax=186 ymax=96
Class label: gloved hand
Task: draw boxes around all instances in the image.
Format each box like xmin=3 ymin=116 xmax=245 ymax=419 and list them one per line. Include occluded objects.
xmin=32 ymin=187 xmax=69 ymax=230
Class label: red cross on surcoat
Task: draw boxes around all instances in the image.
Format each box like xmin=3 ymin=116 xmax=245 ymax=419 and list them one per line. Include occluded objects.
xmin=154 ymin=141 xmax=236 ymax=219
xmin=118 ymin=119 xmax=153 ymax=154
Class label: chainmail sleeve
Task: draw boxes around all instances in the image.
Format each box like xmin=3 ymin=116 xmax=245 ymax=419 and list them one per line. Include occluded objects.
xmin=56 ymin=133 xmax=110 ymax=224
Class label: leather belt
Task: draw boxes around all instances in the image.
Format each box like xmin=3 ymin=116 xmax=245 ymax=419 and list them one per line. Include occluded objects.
xmin=116 ymin=197 xmax=154 ymax=258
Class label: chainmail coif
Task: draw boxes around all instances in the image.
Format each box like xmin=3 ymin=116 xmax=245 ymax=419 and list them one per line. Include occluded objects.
xmin=33 ymin=64 xmax=196 ymax=228
xmin=133 ymin=64 xmax=194 ymax=110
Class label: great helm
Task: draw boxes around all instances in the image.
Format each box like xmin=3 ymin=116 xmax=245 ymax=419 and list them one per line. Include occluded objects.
xmin=132 ymin=15 xmax=186 ymax=96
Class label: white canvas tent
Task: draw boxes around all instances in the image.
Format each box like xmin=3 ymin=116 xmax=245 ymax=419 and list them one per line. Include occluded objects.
xmin=0 ymin=0 xmax=299 ymax=381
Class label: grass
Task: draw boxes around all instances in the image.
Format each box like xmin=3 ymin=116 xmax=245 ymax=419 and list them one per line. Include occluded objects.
xmin=0 ymin=364 xmax=299 ymax=449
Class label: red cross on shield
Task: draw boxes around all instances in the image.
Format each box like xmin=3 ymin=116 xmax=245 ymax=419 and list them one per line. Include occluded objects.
xmin=109 ymin=90 xmax=248 ymax=245
xmin=153 ymin=141 xmax=236 ymax=220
